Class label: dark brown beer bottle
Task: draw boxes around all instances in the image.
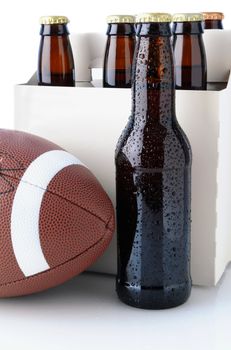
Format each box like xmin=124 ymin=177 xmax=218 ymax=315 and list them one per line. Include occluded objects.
xmin=103 ymin=15 xmax=136 ymax=88
xmin=203 ymin=12 xmax=224 ymax=29
xmin=172 ymin=13 xmax=207 ymax=90
xmin=37 ymin=16 xmax=75 ymax=86
xmin=115 ymin=13 xmax=192 ymax=309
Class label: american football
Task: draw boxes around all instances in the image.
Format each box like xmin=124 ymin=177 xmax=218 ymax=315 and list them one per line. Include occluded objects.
xmin=0 ymin=129 xmax=115 ymax=297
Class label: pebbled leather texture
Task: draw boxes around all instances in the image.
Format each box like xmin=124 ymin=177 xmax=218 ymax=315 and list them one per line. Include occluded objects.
xmin=0 ymin=129 xmax=115 ymax=297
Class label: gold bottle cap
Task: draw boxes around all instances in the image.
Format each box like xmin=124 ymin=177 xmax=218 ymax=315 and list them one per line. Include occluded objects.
xmin=136 ymin=13 xmax=172 ymax=23
xmin=202 ymin=12 xmax=224 ymax=20
xmin=39 ymin=16 xmax=70 ymax=25
xmin=172 ymin=13 xmax=203 ymax=22
xmin=106 ymin=15 xmax=135 ymax=24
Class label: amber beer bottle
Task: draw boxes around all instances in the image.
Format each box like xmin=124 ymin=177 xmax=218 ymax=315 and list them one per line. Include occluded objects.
xmin=37 ymin=16 xmax=75 ymax=86
xmin=203 ymin=12 xmax=224 ymax=29
xmin=115 ymin=13 xmax=192 ymax=309
xmin=103 ymin=15 xmax=136 ymax=88
xmin=172 ymin=13 xmax=207 ymax=90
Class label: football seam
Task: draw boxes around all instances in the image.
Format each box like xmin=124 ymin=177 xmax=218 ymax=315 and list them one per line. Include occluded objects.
xmin=2 ymin=172 xmax=111 ymax=226
xmin=0 ymin=214 xmax=114 ymax=289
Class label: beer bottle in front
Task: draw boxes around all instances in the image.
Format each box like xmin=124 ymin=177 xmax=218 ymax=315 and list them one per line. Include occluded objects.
xmin=172 ymin=13 xmax=207 ymax=90
xmin=115 ymin=13 xmax=192 ymax=309
xmin=203 ymin=12 xmax=224 ymax=29
xmin=37 ymin=16 xmax=75 ymax=86
xmin=103 ymin=15 xmax=136 ymax=88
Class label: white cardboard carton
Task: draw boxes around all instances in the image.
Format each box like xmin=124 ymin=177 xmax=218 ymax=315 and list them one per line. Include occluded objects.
xmin=14 ymin=30 xmax=231 ymax=286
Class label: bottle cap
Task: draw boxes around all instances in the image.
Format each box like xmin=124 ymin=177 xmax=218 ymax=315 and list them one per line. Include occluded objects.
xmin=136 ymin=13 xmax=172 ymax=23
xmin=106 ymin=15 xmax=135 ymax=24
xmin=39 ymin=16 xmax=69 ymax=25
xmin=202 ymin=12 xmax=224 ymax=20
xmin=172 ymin=13 xmax=203 ymax=22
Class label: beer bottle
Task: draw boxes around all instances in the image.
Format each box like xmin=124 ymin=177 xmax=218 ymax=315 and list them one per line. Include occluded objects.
xmin=115 ymin=13 xmax=192 ymax=309
xmin=172 ymin=13 xmax=207 ymax=90
xmin=37 ymin=16 xmax=75 ymax=86
xmin=203 ymin=12 xmax=224 ymax=29
xmin=103 ymin=15 xmax=136 ymax=88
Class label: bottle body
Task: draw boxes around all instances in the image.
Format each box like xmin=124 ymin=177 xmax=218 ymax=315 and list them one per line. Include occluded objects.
xmin=37 ymin=23 xmax=75 ymax=86
xmin=116 ymin=20 xmax=192 ymax=309
xmin=103 ymin=23 xmax=135 ymax=88
xmin=173 ymin=21 xmax=207 ymax=90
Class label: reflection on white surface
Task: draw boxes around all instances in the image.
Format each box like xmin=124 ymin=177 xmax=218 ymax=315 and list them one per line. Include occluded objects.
xmin=0 ymin=266 xmax=231 ymax=350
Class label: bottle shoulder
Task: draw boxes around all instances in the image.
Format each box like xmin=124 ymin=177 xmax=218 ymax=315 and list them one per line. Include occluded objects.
xmin=115 ymin=120 xmax=192 ymax=169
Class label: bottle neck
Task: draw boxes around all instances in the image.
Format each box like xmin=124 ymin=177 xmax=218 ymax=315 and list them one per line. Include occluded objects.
xmin=204 ymin=19 xmax=223 ymax=29
xmin=172 ymin=21 xmax=204 ymax=34
xmin=106 ymin=23 xmax=135 ymax=36
xmin=40 ymin=24 xmax=69 ymax=36
xmin=132 ymin=22 xmax=175 ymax=128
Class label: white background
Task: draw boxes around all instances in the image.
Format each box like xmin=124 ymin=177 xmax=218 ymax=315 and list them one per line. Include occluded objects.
xmin=1 ymin=269 xmax=231 ymax=350
xmin=0 ymin=0 xmax=231 ymax=128
xmin=1 ymin=1 xmax=231 ymax=349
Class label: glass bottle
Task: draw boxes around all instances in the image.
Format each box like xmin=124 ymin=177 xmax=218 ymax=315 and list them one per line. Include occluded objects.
xmin=115 ymin=13 xmax=192 ymax=309
xmin=37 ymin=16 xmax=75 ymax=86
xmin=203 ymin=12 xmax=224 ymax=29
xmin=172 ymin=13 xmax=207 ymax=90
xmin=103 ymin=15 xmax=136 ymax=88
